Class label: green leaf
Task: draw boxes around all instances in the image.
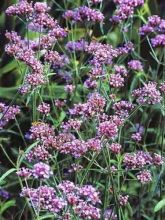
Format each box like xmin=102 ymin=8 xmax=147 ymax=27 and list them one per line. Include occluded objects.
xmin=0 ymin=200 xmax=16 ymax=214
xmin=0 ymin=87 xmax=19 ymax=99
xmin=154 ymin=199 xmax=165 ymax=212
xmin=0 ymin=60 xmax=18 ymax=76
xmin=38 ymin=214 xmax=55 ymax=220
xmin=0 ymin=168 xmax=16 ymax=185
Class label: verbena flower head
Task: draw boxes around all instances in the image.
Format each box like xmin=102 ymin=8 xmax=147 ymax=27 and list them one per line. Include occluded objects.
xmin=137 ymin=170 xmax=152 ymax=184
xmin=128 ymin=60 xmax=143 ymax=71
xmin=26 ymin=145 xmax=50 ymax=162
xmin=32 ymin=162 xmax=53 ymax=179
xmin=119 ymin=194 xmax=129 ymax=206
xmin=98 ymin=121 xmax=118 ymax=138
xmin=112 ymin=0 xmax=144 ymax=23
xmin=63 ymin=6 xmax=104 ymax=23
xmin=132 ymin=82 xmax=162 ymax=104
xmin=0 ymin=102 xmax=20 ymax=128
xmin=37 ymin=102 xmax=50 ymax=115
xmin=109 ymin=143 xmax=122 ymax=154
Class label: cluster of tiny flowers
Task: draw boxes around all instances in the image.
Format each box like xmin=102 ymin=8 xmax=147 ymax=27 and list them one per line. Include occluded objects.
xmin=151 ymin=34 xmax=165 ymax=47
xmin=32 ymin=162 xmax=53 ymax=179
xmin=69 ymin=92 xmax=106 ymax=117
xmin=26 ymin=145 xmax=50 ymax=162
xmin=29 ymin=122 xmax=54 ymax=141
xmin=63 ymin=6 xmax=104 ymax=22
xmin=131 ymin=124 xmax=144 ymax=142
xmin=57 ymin=181 xmax=101 ymax=219
xmin=6 ymin=0 xmax=33 ymax=16
xmin=112 ymin=0 xmax=144 ymax=23
xmin=0 ymin=102 xmax=20 ymax=128
xmin=85 ymin=42 xmax=133 ymax=78
xmin=109 ymin=143 xmax=122 ymax=154
xmin=37 ymin=102 xmax=50 ymax=115
xmin=98 ymin=121 xmax=118 ymax=138
xmin=61 ymin=119 xmax=82 ymax=132
xmin=65 ymin=39 xmax=88 ymax=52
xmin=140 ymin=15 xmax=165 ymax=47
xmin=110 ymin=67 xmax=126 ymax=86
xmin=131 ymin=132 xmax=142 ymax=142
xmin=113 ymin=100 xmax=134 ymax=118
xmin=85 ymin=41 xmax=119 ymax=68
xmin=119 ymin=194 xmax=129 ymax=206
xmin=5 ymin=2 xmax=67 ymax=93
xmin=84 ymin=78 xmax=98 ymax=89
xmin=109 ymin=74 xmax=125 ymax=88
xmin=17 ymin=162 xmax=53 ymax=179
xmin=128 ymin=60 xmax=143 ymax=71
xmin=20 ymin=186 xmax=66 ymax=214
xmin=44 ymin=51 xmax=68 ymax=68
xmin=59 ymin=139 xmax=88 ymax=158
xmin=137 ymin=170 xmax=152 ymax=184
xmin=132 ymin=82 xmax=162 ymax=104
xmin=123 ymin=151 xmax=164 ymax=169
xmin=86 ymin=138 xmax=102 ymax=152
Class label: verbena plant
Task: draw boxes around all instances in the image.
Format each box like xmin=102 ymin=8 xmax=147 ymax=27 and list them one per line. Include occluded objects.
xmin=0 ymin=0 xmax=165 ymax=219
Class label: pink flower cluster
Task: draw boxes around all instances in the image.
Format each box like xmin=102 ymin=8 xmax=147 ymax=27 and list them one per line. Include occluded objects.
xmin=21 ymin=186 xmax=66 ymax=214
xmin=140 ymin=15 xmax=165 ymax=47
xmin=132 ymin=82 xmax=162 ymax=104
xmin=37 ymin=102 xmax=50 ymax=115
xmin=69 ymin=92 xmax=106 ymax=117
xmin=0 ymin=102 xmax=20 ymax=129
xmin=17 ymin=162 xmax=53 ymax=179
xmin=113 ymin=100 xmax=134 ymax=117
xmin=63 ymin=6 xmax=104 ymax=22
xmin=5 ymin=2 xmax=67 ymax=93
xmin=123 ymin=151 xmax=164 ymax=169
xmin=112 ymin=0 xmax=144 ymax=23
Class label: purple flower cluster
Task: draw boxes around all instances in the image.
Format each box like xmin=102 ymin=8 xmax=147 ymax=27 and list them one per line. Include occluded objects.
xmin=21 ymin=185 xmax=66 ymax=214
xmin=113 ymin=100 xmax=134 ymax=118
xmin=86 ymin=138 xmax=102 ymax=152
xmin=59 ymin=139 xmax=88 ymax=158
xmin=123 ymin=151 xmax=164 ymax=169
xmin=17 ymin=162 xmax=53 ymax=179
xmin=5 ymin=2 xmax=67 ymax=93
xmin=37 ymin=102 xmax=50 ymax=115
xmin=140 ymin=15 xmax=165 ymax=47
xmin=63 ymin=6 xmax=104 ymax=23
xmin=119 ymin=194 xmax=129 ymax=206
xmin=26 ymin=145 xmax=50 ymax=162
xmin=109 ymin=65 xmax=128 ymax=88
xmin=0 ymin=102 xmax=20 ymax=128
xmin=112 ymin=0 xmax=144 ymax=23
xmin=44 ymin=51 xmax=68 ymax=68
xmin=109 ymin=143 xmax=122 ymax=154
xmin=98 ymin=121 xmax=118 ymax=139
xmin=61 ymin=119 xmax=82 ymax=132
xmin=6 ymin=0 xmax=33 ymax=16
xmin=137 ymin=170 xmax=152 ymax=184
xmin=128 ymin=60 xmax=143 ymax=71
xmin=57 ymin=181 xmax=101 ymax=219
xmin=66 ymin=39 xmax=88 ymax=52
xmin=132 ymin=82 xmax=162 ymax=104
xmin=69 ymin=92 xmax=106 ymax=117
